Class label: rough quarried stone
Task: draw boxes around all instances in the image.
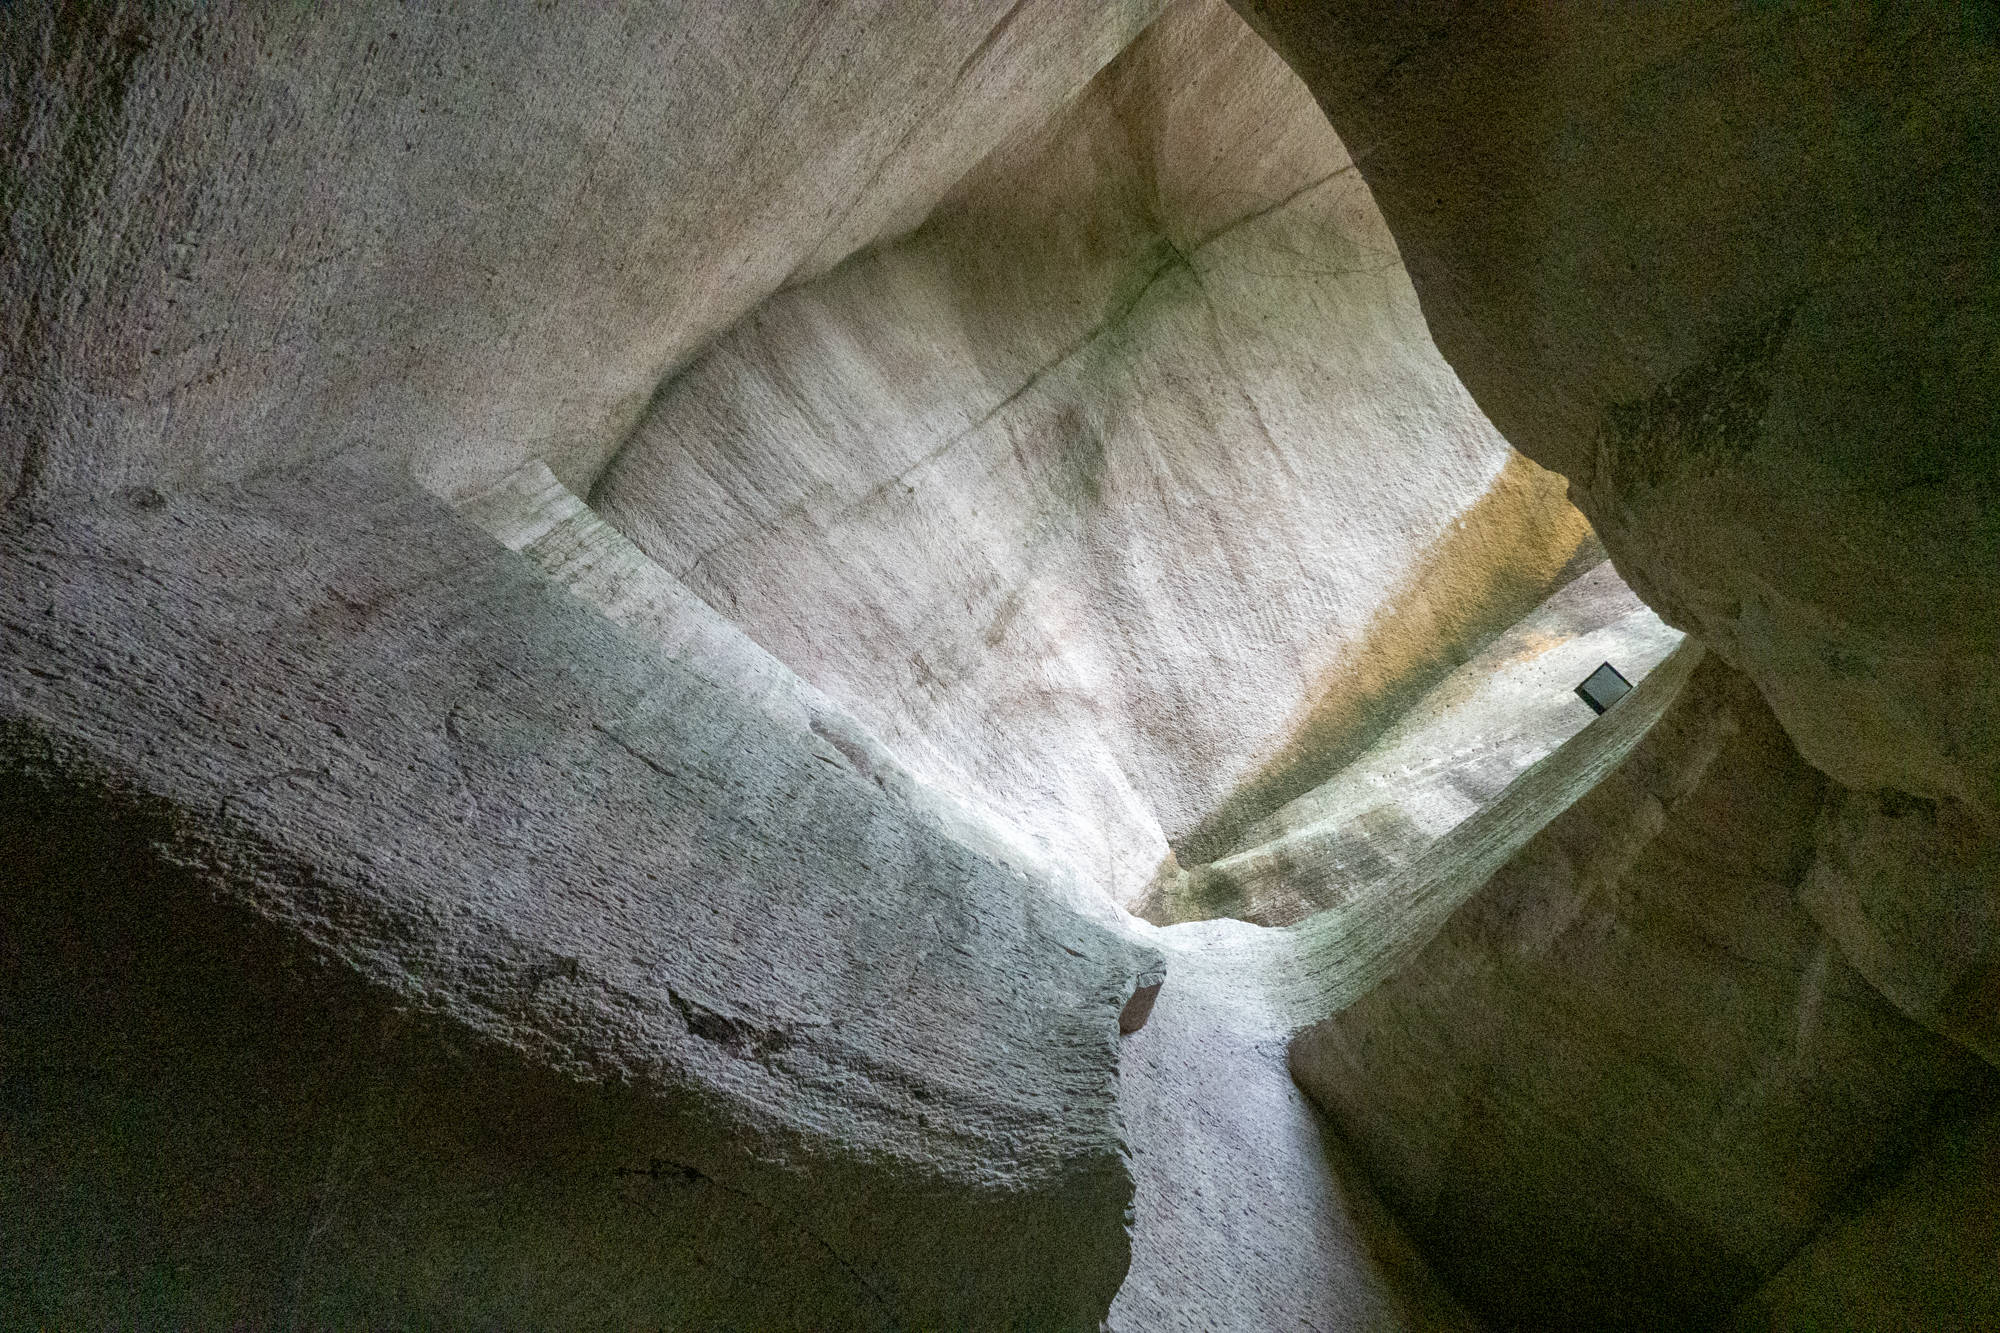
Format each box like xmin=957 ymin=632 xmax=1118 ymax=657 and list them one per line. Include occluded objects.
xmin=1107 ymin=923 xmax=1480 ymax=1333
xmin=1 ymin=0 xmax=1166 ymax=508
xmin=1089 ymin=646 xmax=1709 ymax=1332
xmin=596 ymin=0 xmax=1600 ymax=908
xmin=1273 ymin=640 xmax=1710 ymax=1022
xmin=1143 ymin=559 xmax=1683 ymax=925
xmin=0 ymin=459 xmax=1154 ymax=1328
xmin=1730 ymin=1107 xmax=2000 ymax=1331
xmin=1289 ymin=653 xmax=1999 ymax=1329
xmin=1231 ymin=0 xmax=2000 ymax=825
xmin=457 ymin=459 xmax=1065 ymax=891
xmin=1804 ymin=785 xmax=2000 ymax=1071
xmin=460 ymin=454 xmax=1485 ymax=1330
xmin=13 ymin=0 xmax=1990 ymax=1323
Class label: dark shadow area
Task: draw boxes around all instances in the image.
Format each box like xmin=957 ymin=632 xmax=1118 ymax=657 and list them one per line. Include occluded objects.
xmin=0 ymin=729 xmax=891 ymax=1331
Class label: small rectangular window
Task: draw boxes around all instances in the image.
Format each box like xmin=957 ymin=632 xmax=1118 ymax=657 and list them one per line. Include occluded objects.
xmin=1575 ymin=661 xmax=1633 ymax=715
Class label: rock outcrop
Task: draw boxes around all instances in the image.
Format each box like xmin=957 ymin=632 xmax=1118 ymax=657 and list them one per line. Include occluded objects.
xmin=0 ymin=460 xmax=1153 ymax=1328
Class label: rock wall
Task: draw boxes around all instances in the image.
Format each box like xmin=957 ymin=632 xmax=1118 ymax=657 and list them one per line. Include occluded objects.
xmin=1230 ymin=0 xmax=2000 ymax=825
xmin=1109 ymin=645 xmax=1714 ymax=1332
xmin=1804 ymin=784 xmax=2000 ymax=1072
xmin=0 ymin=459 xmax=1154 ymax=1328
xmin=457 ymin=459 xmax=1062 ymax=889
xmin=1222 ymin=9 xmax=2000 ymax=1318
xmin=596 ymin=0 xmax=1600 ymax=907
xmin=460 ymin=458 xmax=1492 ymax=1332
xmin=1290 ymin=652 xmax=1999 ymax=1329
xmin=10 ymin=0 xmax=1994 ymax=1323
xmin=1109 ymin=921 xmax=1483 ymax=1333
xmin=1 ymin=0 xmax=1164 ymax=507
xmin=1146 ymin=560 xmax=1683 ymax=925
xmin=1731 ymin=1106 xmax=2000 ymax=1329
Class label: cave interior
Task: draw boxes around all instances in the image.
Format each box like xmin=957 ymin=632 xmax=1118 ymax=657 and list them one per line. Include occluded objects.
xmin=3 ymin=1 xmax=1997 ymax=1329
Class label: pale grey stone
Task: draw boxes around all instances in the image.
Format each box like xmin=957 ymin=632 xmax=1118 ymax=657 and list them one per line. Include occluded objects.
xmin=0 ymin=458 xmax=1153 ymax=1328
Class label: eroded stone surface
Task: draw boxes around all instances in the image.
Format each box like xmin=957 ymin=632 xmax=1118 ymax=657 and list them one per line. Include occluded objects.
xmin=1730 ymin=1106 xmax=2000 ymax=1331
xmin=1231 ymin=0 xmax=2000 ymax=824
xmin=1290 ymin=654 xmax=1999 ymax=1329
xmin=1144 ymin=560 xmax=1683 ymax=925
xmin=1804 ymin=785 xmax=2000 ymax=1071
xmin=596 ymin=0 xmax=1599 ymax=908
xmin=457 ymin=460 xmax=1065 ymax=893
xmin=1 ymin=0 xmax=1165 ymax=507
xmin=0 ymin=459 xmax=1152 ymax=1328
xmin=1108 ymin=923 xmax=1480 ymax=1333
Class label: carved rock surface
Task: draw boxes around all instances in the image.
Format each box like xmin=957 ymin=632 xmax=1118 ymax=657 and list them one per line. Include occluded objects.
xmin=0 ymin=460 xmax=1152 ymax=1329
xmin=1145 ymin=559 xmax=1682 ymax=925
xmin=1108 ymin=923 xmax=1480 ymax=1333
xmin=597 ymin=0 xmax=1599 ymax=906
xmin=1731 ymin=1107 xmax=2000 ymax=1330
xmin=11 ymin=0 xmax=1994 ymax=1323
xmin=1233 ymin=0 xmax=2000 ymax=823
xmin=1 ymin=0 xmax=1166 ymax=506
xmin=1290 ymin=654 xmax=1999 ymax=1329
xmin=465 ymin=457 xmax=1492 ymax=1331
xmin=1804 ymin=785 xmax=2000 ymax=1071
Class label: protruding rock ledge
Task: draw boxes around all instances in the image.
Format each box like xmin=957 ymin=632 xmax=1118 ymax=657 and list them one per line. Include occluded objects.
xmin=0 ymin=458 xmax=1152 ymax=1329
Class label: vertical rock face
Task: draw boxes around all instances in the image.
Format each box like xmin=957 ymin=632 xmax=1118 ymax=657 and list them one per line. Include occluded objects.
xmin=1217 ymin=9 xmax=2000 ymax=1315
xmin=1231 ymin=0 xmax=2000 ymax=824
xmin=596 ymin=0 xmax=1600 ymax=907
xmin=0 ymin=460 xmax=1153 ymax=1328
xmin=0 ymin=0 xmax=1166 ymax=506
xmin=1108 ymin=925 xmax=1484 ymax=1333
xmin=1804 ymin=786 xmax=2000 ymax=1071
xmin=1731 ymin=1107 xmax=2000 ymax=1330
xmin=3 ymin=1 xmax=1636 ymax=1320
xmin=1289 ymin=654 xmax=1998 ymax=1329
xmin=11 ymin=0 xmax=1993 ymax=1323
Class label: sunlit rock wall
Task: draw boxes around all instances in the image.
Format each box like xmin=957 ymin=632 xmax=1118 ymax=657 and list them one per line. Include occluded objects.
xmin=1146 ymin=561 xmax=1684 ymax=926
xmin=596 ymin=0 xmax=1599 ymax=908
xmin=1232 ymin=0 xmax=2000 ymax=825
